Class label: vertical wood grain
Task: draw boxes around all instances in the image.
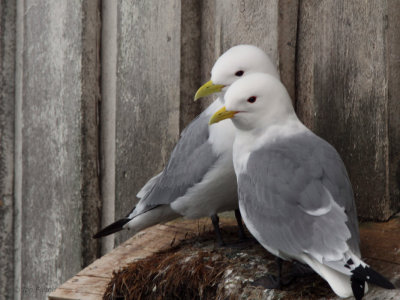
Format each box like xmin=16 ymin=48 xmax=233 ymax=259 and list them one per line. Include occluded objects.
xmin=278 ymin=0 xmax=299 ymax=103
xmin=0 ymin=0 xmax=16 ymax=299
xmin=296 ymin=0 xmax=393 ymax=220
xmin=81 ymin=0 xmax=102 ymax=266
xmin=387 ymin=0 xmax=400 ymax=215
xmin=200 ymin=0 xmax=282 ymax=108
xmin=180 ymin=0 xmax=202 ymax=130
xmin=115 ymin=0 xmax=181 ymax=246
xmin=100 ymin=0 xmax=117 ymax=254
xmin=15 ymin=0 xmax=100 ymax=298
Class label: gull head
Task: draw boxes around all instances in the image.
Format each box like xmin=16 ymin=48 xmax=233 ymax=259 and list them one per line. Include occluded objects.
xmin=209 ymin=73 xmax=294 ymax=131
xmin=194 ymin=45 xmax=279 ymax=101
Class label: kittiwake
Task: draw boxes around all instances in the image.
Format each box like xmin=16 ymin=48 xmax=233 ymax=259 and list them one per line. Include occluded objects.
xmin=208 ymin=73 xmax=395 ymax=298
xmin=94 ymin=45 xmax=280 ymax=246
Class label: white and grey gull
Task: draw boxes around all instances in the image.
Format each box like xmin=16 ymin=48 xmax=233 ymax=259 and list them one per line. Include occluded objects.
xmin=94 ymin=45 xmax=280 ymax=246
xmin=208 ymin=73 xmax=395 ymax=299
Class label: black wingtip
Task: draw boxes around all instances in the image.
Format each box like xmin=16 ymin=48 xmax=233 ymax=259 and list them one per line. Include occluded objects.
xmin=93 ymin=218 xmax=131 ymax=239
xmin=352 ymin=265 xmax=395 ymax=291
xmin=351 ymin=276 xmax=365 ymax=300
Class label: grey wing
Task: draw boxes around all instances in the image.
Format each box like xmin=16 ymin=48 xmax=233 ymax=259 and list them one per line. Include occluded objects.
xmin=131 ymin=109 xmax=219 ymax=217
xmin=136 ymin=172 xmax=162 ymax=199
xmin=313 ymin=136 xmax=360 ymax=255
xmin=239 ymin=132 xmax=360 ymax=262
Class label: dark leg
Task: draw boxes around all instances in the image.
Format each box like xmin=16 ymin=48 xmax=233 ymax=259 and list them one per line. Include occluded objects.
xmin=234 ymin=209 xmax=247 ymax=240
xmin=252 ymin=259 xmax=314 ymax=289
xmin=276 ymin=257 xmax=283 ymax=288
xmin=290 ymin=261 xmax=314 ymax=277
xmin=273 ymin=260 xmax=314 ymax=287
xmin=211 ymin=214 xmax=225 ymax=246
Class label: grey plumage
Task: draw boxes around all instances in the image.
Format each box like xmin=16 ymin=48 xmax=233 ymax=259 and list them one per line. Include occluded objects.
xmin=238 ymin=131 xmax=360 ymax=261
xmin=213 ymin=72 xmax=394 ymax=298
xmin=130 ymin=109 xmax=220 ymax=218
xmin=94 ymin=45 xmax=280 ymax=243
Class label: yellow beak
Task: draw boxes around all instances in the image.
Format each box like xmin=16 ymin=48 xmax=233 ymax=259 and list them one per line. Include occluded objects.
xmin=194 ymin=80 xmax=225 ymax=101
xmin=209 ymin=106 xmax=238 ymax=125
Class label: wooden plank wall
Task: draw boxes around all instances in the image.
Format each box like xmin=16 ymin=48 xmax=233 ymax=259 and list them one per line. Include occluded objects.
xmin=0 ymin=1 xmax=16 ymax=299
xmin=1 ymin=0 xmax=101 ymax=299
xmin=296 ymin=0 xmax=400 ymax=220
xmin=16 ymin=1 xmax=84 ymax=298
xmin=114 ymin=0 xmax=182 ymax=246
xmin=1 ymin=1 xmax=399 ymax=299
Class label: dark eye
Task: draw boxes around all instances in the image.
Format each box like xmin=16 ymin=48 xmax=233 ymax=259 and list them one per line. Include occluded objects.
xmin=247 ymin=96 xmax=256 ymax=103
xmin=235 ymin=70 xmax=244 ymax=77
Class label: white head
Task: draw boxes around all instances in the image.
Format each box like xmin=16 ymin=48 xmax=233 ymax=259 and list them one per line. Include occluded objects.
xmin=194 ymin=45 xmax=279 ymax=101
xmin=209 ymin=73 xmax=295 ymax=131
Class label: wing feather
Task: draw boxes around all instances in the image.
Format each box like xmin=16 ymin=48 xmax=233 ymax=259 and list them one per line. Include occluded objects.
xmin=238 ymin=131 xmax=360 ymax=262
xmin=131 ymin=108 xmax=220 ymax=217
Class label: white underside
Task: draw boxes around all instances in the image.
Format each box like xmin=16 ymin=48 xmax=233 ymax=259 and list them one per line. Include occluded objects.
xmin=128 ymin=98 xmax=238 ymax=229
xmin=241 ymin=196 xmax=368 ymax=299
xmin=171 ymin=152 xmax=238 ymax=218
xmin=300 ymin=254 xmax=353 ymax=298
xmin=124 ymin=205 xmax=180 ymax=234
xmin=172 ymin=100 xmax=238 ymax=218
xmin=299 ymin=254 xmax=368 ymax=298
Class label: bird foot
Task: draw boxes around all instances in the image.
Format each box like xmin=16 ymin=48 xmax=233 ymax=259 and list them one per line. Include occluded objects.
xmin=251 ymin=272 xmax=296 ymax=290
xmin=290 ymin=261 xmax=315 ymax=277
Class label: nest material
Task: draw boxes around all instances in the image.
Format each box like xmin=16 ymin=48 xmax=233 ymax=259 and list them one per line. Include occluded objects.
xmin=104 ymin=248 xmax=225 ymax=300
xmin=103 ymin=226 xmax=334 ymax=300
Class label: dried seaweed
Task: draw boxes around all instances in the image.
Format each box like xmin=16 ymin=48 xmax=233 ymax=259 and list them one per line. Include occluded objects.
xmin=103 ymin=226 xmax=334 ymax=300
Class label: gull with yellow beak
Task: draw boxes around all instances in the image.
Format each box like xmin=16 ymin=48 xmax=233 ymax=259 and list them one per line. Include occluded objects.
xmin=209 ymin=73 xmax=395 ymax=299
xmin=94 ymin=45 xmax=279 ymax=246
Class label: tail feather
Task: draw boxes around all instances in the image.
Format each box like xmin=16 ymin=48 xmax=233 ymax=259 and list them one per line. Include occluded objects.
xmin=351 ymin=265 xmax=395 ymax=291
xmin=350 ymin=276 xmax=365 ymax=300
xmin=93 ymin=218 xmax=131 ymax=239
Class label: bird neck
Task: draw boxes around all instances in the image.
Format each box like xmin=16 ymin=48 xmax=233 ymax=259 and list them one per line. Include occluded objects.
xmin=234 ymin=113 xmax=305 ymax=153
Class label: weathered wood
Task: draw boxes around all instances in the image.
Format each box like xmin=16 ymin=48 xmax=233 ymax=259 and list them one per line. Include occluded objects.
xmin=278 ymin=0 xmax=299 ymax=102
xmin=80 ymin=0 xmax=102 ymax=267
xmin=180 ymin=0 xmax=203 ymax=130
xmin=199 ymin=0 xmax=216 ymax=109
xmin=199 ymin=0 xmax=294 ymax=107
xmin=387 ymin=0 xmax=400 ymax=215
xmin=114 ymin=0 xmax=181 ymax=246
xmin=16 ymin=1 xmax=99 ymax=298
xmin=360 ymin=217 xmax=400 ymax=264
xmin=49 ymin=218 xmax=216 ymax=300
xmin=50 ymin=276 xmax=109 ymax=297
xmin=100 ymin=0 xmax=117 ymax=254
xmin=296 ymin=0 xmax=393 ymax=220
xmin=215 ymin=0 xmax=279 ymax=62
xmin=0 ymin=0 xmax=16 ymax=299
xmin=48 ymin=290 xmax=102 ymax=300
xmin=79 ymin=225 xmax=186 ymax=278
xmin=49 ymin=217 xmax=400 ymax=300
